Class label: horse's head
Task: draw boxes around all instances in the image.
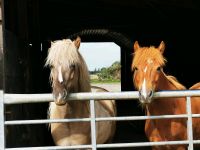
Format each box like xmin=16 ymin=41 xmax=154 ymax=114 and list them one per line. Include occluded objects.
xmin=46 ymin=37 xmax=81 ymax=105
xmin=131 ymin=41 xmax=166 ymax=105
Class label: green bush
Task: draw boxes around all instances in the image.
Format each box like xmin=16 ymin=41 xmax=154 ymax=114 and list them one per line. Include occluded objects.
xmin=96 ymin=61 xmax=121 ymax=81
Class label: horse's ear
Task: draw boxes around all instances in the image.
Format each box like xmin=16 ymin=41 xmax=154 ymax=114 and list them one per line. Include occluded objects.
xmin=158 ymin=41 xmax=165 ymax=54
xmin=73 ymin=36 xmax=81 ymax=49
xmin=133 ymin=41 xmax=140 ymax=52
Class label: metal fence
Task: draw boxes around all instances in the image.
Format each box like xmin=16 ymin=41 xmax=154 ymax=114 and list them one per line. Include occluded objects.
xmin=1 ymin=89 xmax=200 ymax=150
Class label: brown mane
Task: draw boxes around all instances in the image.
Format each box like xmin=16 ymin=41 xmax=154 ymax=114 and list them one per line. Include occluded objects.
xmin=166 ymin=75 xmax=186 ymax=90
xmin=131 ymin=41 xmax=200 ymax=150
xmin=189 ymin=82 xmax=200 ymax=90
xmin=131 ymin=44 xmax=185 ymax=89
xmin=132 ymin=46 xmax=167 ymax=70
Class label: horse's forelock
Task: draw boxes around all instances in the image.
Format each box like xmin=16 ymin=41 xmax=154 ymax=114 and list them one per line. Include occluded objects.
xmin=45 ymin=39 xmax=80 ymax=69
xmin=46 ymin=39 xmax=91 ymax=92
xmin=132 ymin=46 xmax=166 ymax=68
xmin=46 ymin=39 xmax=79 ymax=87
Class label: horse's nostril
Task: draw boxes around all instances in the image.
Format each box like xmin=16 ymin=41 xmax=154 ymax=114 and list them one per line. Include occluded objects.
xmin=63 ymin=89 xmax=68 ymax=99
xmin=148 ymin=90 xmax=153 ymax=97
xmin=139 ymin=90 xmax=142 ymax=96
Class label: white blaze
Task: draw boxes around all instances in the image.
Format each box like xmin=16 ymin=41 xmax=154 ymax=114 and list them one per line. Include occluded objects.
xmin=58 ymin=93 xmax=62 ymax=100
xmin=144 ymin=66 xmax=147 ymax=73
xmin=58 ymin=66 xmax=63 ymax=83
xmin=141 ymin=66 xmax=148 ymax=98
xmin=141 ymin=78 xmax=147 ymax=99
xmin=147 ymin=59 xmax=153 ymax=64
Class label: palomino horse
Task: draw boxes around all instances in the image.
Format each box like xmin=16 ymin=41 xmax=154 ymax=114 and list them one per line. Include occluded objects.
xmin=131 ymin=41 xmax=188 ymax=150
xmin=45 ymin=37 xmax=116 ymax=147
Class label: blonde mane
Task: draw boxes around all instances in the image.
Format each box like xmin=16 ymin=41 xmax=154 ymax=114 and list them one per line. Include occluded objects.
xmin=46 ymin=39 xmax=91 ymax=120
xmin=132 ymin=46 xmax=167 ymax=69
xmin=46 ymin=38 xmax=116 ymax=146
xmin=45 ymin=39 xmax=80 ymax=68
xmin=45 ymin=39 xmax=91 ymax=92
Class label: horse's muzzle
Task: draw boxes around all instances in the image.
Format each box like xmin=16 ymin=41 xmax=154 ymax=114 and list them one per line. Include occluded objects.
xmin=138 ymin=90 xmax=154 ymax=104
xmin=54 ymin=90 xmax=68 ymax=105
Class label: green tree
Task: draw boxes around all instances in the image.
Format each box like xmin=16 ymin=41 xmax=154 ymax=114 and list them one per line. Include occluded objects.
xmin=96 ymin=61 xmax=121 ymax=81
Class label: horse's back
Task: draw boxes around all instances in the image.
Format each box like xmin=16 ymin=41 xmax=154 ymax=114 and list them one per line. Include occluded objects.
xmin=189 ymin=82 xmax=200 ymax=90
xmin=189 ymin=82 xmax=200 ymax=114
xmin=188 ymin=82 xmax=200 ymax=141
xmin=91 ymin=86 xmax=116 ymax=143
xmin=91 ymin=86 xmax=116 ymax=116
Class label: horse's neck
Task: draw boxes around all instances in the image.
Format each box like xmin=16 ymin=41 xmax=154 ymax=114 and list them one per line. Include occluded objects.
xmin=156 ymin=72 xmax=177 ymax=91
xmin=57 ymin=54 xmax=91 ymax=118
xmin=66 ymin=101 xmax=90 ymax=118
xmin=147 ymin=72 xmax=186 ymax=115
xmin=65 ymin=65 xmax=91 ymax=117
xmin=53 ymin=87 xmax=90 ymax=119
xmin=78 ymin=54 xmax=91 ymax=93
xmin=50 ymin=101 xmax=90 ymax=120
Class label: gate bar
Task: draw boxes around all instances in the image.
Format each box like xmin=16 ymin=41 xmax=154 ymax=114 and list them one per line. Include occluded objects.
xmin=4 ymin=90 xmax=200 ymax=104
xmin=6 ymin=144 xmax=92 ymax=150
xmin=186 ymin=96 xmax=193 ymax=150
xmin=0 ymin=90 xmax=5 ymax=150
xmin=5 ymin=140 xmax=195 ymax=150
xmin=4 ymin=114 xmax=191 ymax=125
xmin=90 ymin=100 xmax=97 ymax=150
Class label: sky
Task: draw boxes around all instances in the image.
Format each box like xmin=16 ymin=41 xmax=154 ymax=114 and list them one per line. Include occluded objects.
xmin=79 ymin=42 xmax=120 ymax=71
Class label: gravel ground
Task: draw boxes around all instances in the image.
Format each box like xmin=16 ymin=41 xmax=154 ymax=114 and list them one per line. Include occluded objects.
xmin=91 ymin=83 xmax=121 ymax=92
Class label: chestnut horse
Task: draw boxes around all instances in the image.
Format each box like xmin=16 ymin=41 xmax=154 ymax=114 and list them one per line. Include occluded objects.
xmin=131 ymin=41 xmax=188 ymax=150
xmin=189 ymin=82 xmax=200 ymax=142
xmin=45 ymin=37 xmax=116 ymax=147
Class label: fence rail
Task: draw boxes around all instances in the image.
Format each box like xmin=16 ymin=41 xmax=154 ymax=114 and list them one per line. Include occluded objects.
xmin=1 ymin=90 xmax=200 ymax=150
xmin=4 ymin=90 xmax=200 ymax=104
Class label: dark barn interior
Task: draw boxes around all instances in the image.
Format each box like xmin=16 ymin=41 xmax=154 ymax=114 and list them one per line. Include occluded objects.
xmin=2 ymin=0 xmax=200 ymax=149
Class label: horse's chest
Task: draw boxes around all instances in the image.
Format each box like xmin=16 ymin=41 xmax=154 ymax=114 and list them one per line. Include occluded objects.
xmin=146 ymin=119 xmax=187 ymax=141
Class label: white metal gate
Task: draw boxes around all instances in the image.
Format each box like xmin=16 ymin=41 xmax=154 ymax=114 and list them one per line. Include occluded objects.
xmin=1 ymin=90 xmax=200 ymax=150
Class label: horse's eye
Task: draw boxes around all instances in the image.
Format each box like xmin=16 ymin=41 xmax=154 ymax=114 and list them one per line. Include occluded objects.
xmin=50 ymin=65 xmax=54 ymax=69
xmin=134 ymin=67 xmax=138 ymax=71
xmin=70 ymin=64 xmax=75 ymax=69
xmin=157 ymin=67 xmax=161 ymax=71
